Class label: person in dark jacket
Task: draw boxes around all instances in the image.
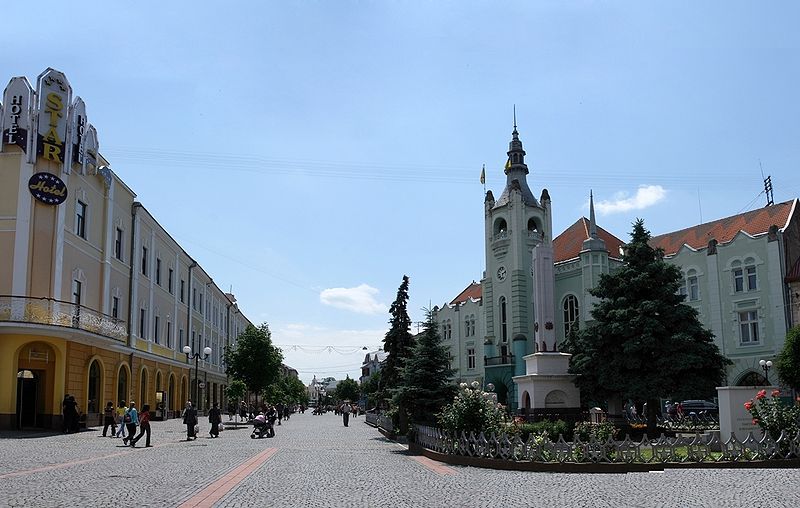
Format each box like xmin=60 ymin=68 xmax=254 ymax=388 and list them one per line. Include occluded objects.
xmin=208 ymin=403 xmax=222 ymax=438
xmin=102 ymin=401 xmax=116 ymax=437
xmin=182 ymin=401 xmax=198 ymax=441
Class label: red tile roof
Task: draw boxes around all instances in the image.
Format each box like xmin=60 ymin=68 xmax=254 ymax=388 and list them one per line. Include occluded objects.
xmin=450 ymin=281 xmax=481 ymax=305
xmin=553 ymin=218 xmax=627 ymax=263
xmin=650 ymin=199 xmax=796 ymax=257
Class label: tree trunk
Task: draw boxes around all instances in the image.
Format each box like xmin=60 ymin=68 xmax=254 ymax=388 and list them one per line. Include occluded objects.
xmin=647 ymin=397 xmax=659 ymax=436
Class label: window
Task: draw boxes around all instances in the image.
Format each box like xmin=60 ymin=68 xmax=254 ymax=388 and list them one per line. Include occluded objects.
xmin=139 ymin=308 xmax=147 ymax=339
xmin=746 ymin=262 xmax=757 ymax=291
xmin=563 ymin=295 xmax=579 ymax=337
xmin=499 ymin=297 xmax=507 ymax=342
xmin=114 ymin=228 xmax=123 ymax=260
xmin=739 ymin=310 xmax=759 ymax=344
xmin=467 ymin=348 xmax=476 ymax=369
xmin=72 ymin=280 xmax=82 ymax=306
xmin=465 ymin=317 xmax=471 ymax=337
xmin=154 ymin=315 xmax=160 ymax=344
xmin=168 ymin=269 xmax=174 ymax=294
xmin=112 ymin=296 xmax=120 ymax=319
xmin=446 ymin=321 xmax=452 ymax=340
xmin=76 ymin=200 xmax=87 ymax=239
xmin=156 ymin=258 xmax=162 ymax=285
xmin=166 ymin=321 xmax=172 ymax=348
xmin=687 ymin=269 xmax=699 ymax=301
xmin=180 ymin=279 xmax=185 ymax=303
xmin=141 ymin=246 xmax=148 ymax=276
xmin=733 ymin=259 xmax=757 ymax=292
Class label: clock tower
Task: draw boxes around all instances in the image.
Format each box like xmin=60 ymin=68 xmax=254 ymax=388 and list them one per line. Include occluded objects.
xmin=482 ymin=122 xmax=552 ymax=409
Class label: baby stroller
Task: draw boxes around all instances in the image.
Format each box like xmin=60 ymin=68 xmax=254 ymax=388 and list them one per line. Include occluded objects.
xmin=250 ymin=414 xmax=274 ymax=439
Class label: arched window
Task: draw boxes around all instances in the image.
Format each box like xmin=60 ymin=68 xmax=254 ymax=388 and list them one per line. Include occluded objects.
xmin=563 ymin=295 xmax=579 ymax=337
xmin=527 ymin=218 xmax=539 ymax=233
xmin=117 ymin=366 xmax=128 ymax=405
xmin=744 ymin=257 xmax=757 ymax=291
xmin=155 ymin=371 xmax=162 ymax=392
xmin=494 ymin=218 xmax=508 ymax=238
xmin=87 ymin=360 xmax=101 ymax=413
xmin=499 ymin=297 xmax=507 ymax=342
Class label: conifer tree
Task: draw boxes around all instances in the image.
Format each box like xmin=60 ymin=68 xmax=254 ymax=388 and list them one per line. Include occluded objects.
xmin=564 ymin=219 xmax=730 ymax=433
xmin=380 ymin=275 xmax=413 ymax=402
xmin=393 ymin=308 xmax=457 ymax=428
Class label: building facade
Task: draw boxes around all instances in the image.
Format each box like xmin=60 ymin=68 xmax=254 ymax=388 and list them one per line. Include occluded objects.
xmin=435 ymin=126 xmax=799 ymax=412
xmin=0 ymin=68 xmax=254 ymax=430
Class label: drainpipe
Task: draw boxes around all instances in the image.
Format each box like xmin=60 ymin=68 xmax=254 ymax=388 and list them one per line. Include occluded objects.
xmin=127 ymin=203 xmax=143 ymax=348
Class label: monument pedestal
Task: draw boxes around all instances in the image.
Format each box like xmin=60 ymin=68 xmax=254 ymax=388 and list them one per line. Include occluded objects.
xmin=513 ymin=352 xmax=580 ymax=414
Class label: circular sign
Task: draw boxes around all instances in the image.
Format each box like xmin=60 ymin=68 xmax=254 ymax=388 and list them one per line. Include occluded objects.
xmin=28 ymin=172 xmax=68 ymax=205
xmin=198 ymin=382 xmax=206 ymax=389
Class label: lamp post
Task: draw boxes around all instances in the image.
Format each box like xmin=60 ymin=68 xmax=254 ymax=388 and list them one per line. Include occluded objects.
xmin=184 ymin=345 xmax=212 ymax=410
xmin=759 ymin=359 xmax=773 ymax=385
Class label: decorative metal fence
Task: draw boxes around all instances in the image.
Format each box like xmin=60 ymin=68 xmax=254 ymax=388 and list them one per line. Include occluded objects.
xmin=414 ymin=424 xmax=800 ymax=463
xmin=0 ymin=295 xmax=127 ymax=342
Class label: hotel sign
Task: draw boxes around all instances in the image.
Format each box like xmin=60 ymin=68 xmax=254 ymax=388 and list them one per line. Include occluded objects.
xmin=29 ymin=172 xmax=68 ymax=205
xmin=1 ymin=76 xmax=34 ymax=153
xmin=35 ymin=68 xmax=72 ymax=171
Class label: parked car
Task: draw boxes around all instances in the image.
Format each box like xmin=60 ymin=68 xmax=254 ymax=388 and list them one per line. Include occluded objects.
xmin=680 ymin=399 xmax=718 ymax=415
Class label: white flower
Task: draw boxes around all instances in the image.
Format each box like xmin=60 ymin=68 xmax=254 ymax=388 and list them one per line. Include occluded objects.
xmin=459 ymin=383 xmax=468 ymax=389
xmin=471 ymin=381 xmax=480 ymax=389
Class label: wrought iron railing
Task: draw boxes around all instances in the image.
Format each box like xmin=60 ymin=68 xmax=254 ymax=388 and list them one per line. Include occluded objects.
xmin=414 ymin=424 xmax=800 ymax=463
xmin=0 ymin=295 xmax=127 ymax=342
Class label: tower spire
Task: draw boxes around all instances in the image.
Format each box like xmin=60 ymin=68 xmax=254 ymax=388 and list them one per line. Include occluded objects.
xmin=589 ymin=190 xmax=598 ymax=239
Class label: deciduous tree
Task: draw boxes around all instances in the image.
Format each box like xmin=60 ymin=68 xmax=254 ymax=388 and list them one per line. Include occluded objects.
xmin=223 ymin=323 xmax=283 ymax=406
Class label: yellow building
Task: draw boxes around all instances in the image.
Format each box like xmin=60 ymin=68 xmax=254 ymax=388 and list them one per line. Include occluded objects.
xmin=0 ymin=68 xmax=252 ymax=430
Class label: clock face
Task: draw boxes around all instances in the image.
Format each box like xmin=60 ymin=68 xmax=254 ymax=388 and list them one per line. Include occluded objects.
xmin=497 ymin=266 xmax=507 ymax=281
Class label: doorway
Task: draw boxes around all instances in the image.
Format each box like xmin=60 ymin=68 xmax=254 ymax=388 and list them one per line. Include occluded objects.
xmin=16 ymin=370 xmax=40 ymax=429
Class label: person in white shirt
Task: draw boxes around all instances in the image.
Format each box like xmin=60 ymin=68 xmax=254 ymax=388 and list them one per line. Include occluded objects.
xmin=340 ymin=401 xmax=352 ymax=427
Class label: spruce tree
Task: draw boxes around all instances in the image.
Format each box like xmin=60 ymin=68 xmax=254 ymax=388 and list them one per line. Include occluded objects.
xmin=776 ymin=326 xmax=800 ymax=392
xmin=393 ymin=308 xmax=457 ymax=428
xmin=565 ymin=219 xmax=730 ymax=433
xmin=380 ymin=275 xmax=413 ymax=402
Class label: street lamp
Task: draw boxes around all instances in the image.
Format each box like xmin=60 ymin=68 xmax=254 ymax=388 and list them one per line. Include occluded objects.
xmin=759 ymin=359 xmax=773 ymax=385
xmin=184 ymin=345 xmax=212 ymax=410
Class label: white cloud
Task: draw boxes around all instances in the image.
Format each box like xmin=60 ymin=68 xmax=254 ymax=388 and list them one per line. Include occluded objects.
xmin=319 ymin=284 xmax=387 ymax=315
xmin=595 ymin=185 xmax=667 ymax=215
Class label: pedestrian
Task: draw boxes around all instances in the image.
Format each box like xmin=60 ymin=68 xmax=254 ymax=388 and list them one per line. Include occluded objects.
xmin=102 ymin=401 xmax=116 ymax=437
xmin=239 ymin=401 xmax=247 ymax=422
xmin=115 ymin=401 xmax=128 ymax=438
xmin=208 ymin=403 xmax=222 ymax=438
xmin=67 ymin=395 xmax=80 ymax=432
xmin=130 ymin=404 xmax=152 ymax=447
xmin=227 ymin=401 xmax=235 ymax=421
xmin=341 ymin=400 xmax=352 ymax=427
xmin=122 ymin=402 xmax=138 ymax=445
xmin=182 ymin=401 xmax=198 ymax=441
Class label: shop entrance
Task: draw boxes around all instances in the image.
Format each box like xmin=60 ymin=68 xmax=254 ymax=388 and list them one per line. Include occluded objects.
xmin=16 ymin=370 xmax=40 ymax=429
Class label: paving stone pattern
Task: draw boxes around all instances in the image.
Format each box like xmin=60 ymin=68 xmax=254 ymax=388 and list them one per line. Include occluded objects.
xmin=0 ymin=413 xmax=798 ymax=507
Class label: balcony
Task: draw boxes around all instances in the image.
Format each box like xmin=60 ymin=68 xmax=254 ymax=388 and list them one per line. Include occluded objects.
xmin=0 ymin=295 xmax=127 ymax=342
xmin=484 ymin=354 xmax=514 ymax=366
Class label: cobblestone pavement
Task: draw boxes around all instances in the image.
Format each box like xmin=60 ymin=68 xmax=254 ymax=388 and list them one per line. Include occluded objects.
xmin=0 ymin=412 xmax=798 ymax=507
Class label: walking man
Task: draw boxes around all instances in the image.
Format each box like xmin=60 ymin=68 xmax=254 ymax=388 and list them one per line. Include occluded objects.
xmin=182 ymin=401 xmax=198 ymax=441
xmin=102 ymin=401 xmax=116 ymax=437
xmin=341 ymin=400 xmax=352 ymax=427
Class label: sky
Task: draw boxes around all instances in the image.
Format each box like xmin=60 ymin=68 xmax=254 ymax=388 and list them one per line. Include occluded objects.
xmin=4 ymin=1 xmax=799 ymax=384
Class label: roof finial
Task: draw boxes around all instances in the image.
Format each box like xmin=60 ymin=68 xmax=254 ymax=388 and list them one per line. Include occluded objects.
xmin=589 ymin=190 xmax=598 ymax=239
xmin=513 ymin=104 xmax=517 ymax=133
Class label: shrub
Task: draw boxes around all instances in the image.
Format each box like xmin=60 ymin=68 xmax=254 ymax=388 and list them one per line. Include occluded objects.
xmin=744 ymin=389 xmax=800 ymax=442
xmin=573 ymin=421 xmax=618 ymax=442
xmin=514 ymin=420 xmax=572 ymax=442
xmin=437 ymin=381 xmax=508 ymax=436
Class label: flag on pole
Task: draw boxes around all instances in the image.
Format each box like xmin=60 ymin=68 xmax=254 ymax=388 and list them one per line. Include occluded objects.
xmin=480 ymin=165 xmax=485 ymax=185
xmin=505 ymin=157 xmax=512 ymax=171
